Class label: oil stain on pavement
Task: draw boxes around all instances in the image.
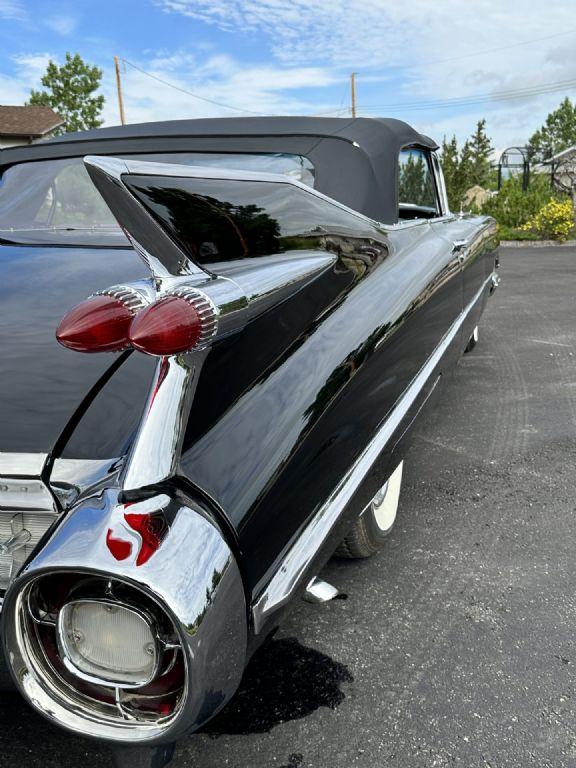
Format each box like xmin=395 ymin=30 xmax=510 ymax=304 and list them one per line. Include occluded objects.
xmin=202 ymin=637 xmax=353 ymax=735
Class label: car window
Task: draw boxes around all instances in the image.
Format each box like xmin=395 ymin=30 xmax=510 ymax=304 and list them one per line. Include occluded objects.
xmin=398 ymin=148 xmax=439 ymax=221
xmin=0 ymin=152 xmax=315 ymax=246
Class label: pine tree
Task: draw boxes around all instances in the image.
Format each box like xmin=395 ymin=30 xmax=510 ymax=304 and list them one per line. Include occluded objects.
xmin=440 ymin=121 xmax=495 ymax=210
xmin=28 ymin=52 xmax=105 ymax=133
xmin=527 ymin=97 xmax=576 ymax=162
xmin=440 ymin=135 xmax=459 ymax=210
xmin=468 ymin=119 xmax=493 ymax=188
xmin=399 ymin=153 xmax=428 ymax=204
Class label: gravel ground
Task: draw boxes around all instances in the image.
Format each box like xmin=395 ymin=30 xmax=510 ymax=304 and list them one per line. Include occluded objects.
xmin=1 ymin=245 xmax=575 ymax=768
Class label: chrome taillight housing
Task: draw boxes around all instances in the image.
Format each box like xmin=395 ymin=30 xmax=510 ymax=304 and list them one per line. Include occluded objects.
xmin=16 ymin=573 xmax=185 ymax=728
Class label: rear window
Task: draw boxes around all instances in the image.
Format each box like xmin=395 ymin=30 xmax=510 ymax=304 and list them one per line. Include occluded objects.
xmin=0 ymin=152 xmax=315 ymax=246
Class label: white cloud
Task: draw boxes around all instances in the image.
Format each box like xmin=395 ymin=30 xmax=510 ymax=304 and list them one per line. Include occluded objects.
xmin=0 ymin=53 xmax=53 ymax=105
xmin=157 ymin=0 xmax=576 ymax=147
xmin=0 ymin=0 xmax=26 ymax=21
xmin=45 ymin=14 xmax=78 ymax=35
xmin=158 ymin=0 xmax=575 ymax=70
xmin=4 ymin=0 xmax=576 ymax=151
xmin=100 ymin=51 xmax=340 ymax=126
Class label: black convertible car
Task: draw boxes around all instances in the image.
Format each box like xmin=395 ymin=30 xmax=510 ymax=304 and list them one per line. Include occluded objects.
xmin=0 ymin=117 xmax=498 ymax=767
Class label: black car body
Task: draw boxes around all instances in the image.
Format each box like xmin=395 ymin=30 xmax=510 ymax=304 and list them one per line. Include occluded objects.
xmin=0 ymin=117 xmax=498 ymax=766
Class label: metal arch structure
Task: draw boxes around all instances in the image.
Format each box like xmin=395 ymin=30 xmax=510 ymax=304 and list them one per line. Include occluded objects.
xmin=497 ymin=146 xmax=530 ymax=192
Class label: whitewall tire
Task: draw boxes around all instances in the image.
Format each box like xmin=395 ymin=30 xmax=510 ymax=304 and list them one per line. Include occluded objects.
xmin=335 ymin=461 xmax=404 ymax=559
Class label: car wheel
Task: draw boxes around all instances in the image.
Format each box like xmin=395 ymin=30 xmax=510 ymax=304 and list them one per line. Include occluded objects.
xmin=464 ymin=325 xmax=479 ymax=353
xmin=335 ymin=461 xmax=403 ymax=559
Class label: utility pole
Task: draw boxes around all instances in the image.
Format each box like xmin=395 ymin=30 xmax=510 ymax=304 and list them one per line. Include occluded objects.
xmin=114 ymin=56 xmax=126 ymax=126
xmin=350 ymin=72 xmax=357 ymax=118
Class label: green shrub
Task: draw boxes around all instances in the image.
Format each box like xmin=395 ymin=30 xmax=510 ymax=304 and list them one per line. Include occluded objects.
xmin=481 ymin=174 xmax=564 ymax=228
xmin=497 ymin=225 xmax=541 ymax=241
xmin=521 ymin=199 xmax=574 ymax=241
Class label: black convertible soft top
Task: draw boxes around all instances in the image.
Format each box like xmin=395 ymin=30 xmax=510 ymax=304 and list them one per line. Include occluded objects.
xmin=0 ymin=117 xmax=437 ymax=223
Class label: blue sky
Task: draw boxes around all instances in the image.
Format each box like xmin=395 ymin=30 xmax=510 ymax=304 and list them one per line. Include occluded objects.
xmin=1 ymin=0 xmax=576 ymax=152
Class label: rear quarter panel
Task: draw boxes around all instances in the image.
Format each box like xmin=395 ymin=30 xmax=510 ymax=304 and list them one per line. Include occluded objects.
xmin=179 ymin=220 xmax=464 ymax=598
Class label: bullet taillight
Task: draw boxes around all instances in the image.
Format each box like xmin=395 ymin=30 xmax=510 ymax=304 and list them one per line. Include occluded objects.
xmin=56 ymin=286 xmax=217 ymax=356
xmin=129 ymin=296 xmax=203 ymax=356
xmin=56 ymin=295 xmax=136 ymax=353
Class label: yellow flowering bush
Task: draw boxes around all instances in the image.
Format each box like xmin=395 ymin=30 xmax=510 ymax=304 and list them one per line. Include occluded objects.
xmin=521 ymin=199 xmax=574 ymax=241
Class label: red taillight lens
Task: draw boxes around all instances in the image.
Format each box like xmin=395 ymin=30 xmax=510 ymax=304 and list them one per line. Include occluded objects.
xmin=56 ymin=295 xmax=134 ymax=353
xmin=128 ymin=296 xmax=202 ymax=356
xmin=124 ymin=512 xmax=168 ymax=566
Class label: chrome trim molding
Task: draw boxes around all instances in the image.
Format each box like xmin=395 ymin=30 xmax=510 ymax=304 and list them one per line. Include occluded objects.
xmin=121 ymin=353 xmax=204 ymax=491
xmin=0 ymin=453 xmax=47 ymax=477
xmin=0 ymin=456 xmax=58 ymax=593
xmin=95 ymin=284 xmax=151 ymax=313
xmin=167 ymin=285 xmax=219 ymax=348
xmin=431 ymin=151 xmax=450 ymax=216
xmin=252 ymin=272 xmax=496 ymax=632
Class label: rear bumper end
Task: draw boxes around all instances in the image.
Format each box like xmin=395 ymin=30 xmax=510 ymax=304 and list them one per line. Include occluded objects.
xmin=1 ymin=487 xmax=247 ymax=745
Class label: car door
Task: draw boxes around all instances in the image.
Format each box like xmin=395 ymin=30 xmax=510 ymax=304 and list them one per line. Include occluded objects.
xmin=428 ymin=152 xmax=497 ymax=348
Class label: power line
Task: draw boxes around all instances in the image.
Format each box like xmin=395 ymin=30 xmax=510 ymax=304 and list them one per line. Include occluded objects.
xmin=314 ymin=28 xmax=576 ymax=116
xmin=317 ymin=76 xmax=576 ymax=116
xmin=121 ymin=58 xmax=266 ymax=116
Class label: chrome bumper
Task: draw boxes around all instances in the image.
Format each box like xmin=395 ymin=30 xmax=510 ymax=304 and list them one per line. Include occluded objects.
xmin=0 ymin=453 xmax=58 ymax=593
xmin=1 ymin=487 xmax=247 ymax=744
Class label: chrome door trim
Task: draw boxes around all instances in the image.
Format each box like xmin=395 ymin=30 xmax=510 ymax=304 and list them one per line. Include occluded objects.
xmin=252 ymin=272 xmax=495 ymax=632
xmin=0 ymin=453 xmax=48 ymax=477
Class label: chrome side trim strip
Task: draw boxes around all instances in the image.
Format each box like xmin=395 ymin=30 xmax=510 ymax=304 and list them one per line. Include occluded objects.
xmin=0 ymin=453 xmax=47 ymax=477
xmin=253 ymin=272 xmax=495 ymax=632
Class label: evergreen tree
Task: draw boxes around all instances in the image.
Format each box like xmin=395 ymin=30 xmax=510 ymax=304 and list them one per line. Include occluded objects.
xmin=440 ymin=121 xmax=494 ymax=210
xmin=399 ymin=153 xmax=428 ymax=205
xmin=528 ymin=97 xmax=576 ymax=162
xmin=468 ymin=119 xmax=493 ymax=188
xmin=28 ymin=52 xmax=104 ymax=133
xmin=440 ymin=135 xmax=459 ymax=209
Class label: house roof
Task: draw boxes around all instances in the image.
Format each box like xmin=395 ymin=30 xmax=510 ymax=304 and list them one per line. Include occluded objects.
xmin=536 ymin=145 xmax=576 ymax=165
xmin=0 ymin=105 xmax=64 ymax=138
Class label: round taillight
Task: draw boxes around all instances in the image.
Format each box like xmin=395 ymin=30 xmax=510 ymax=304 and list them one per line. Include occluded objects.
xmin=128 ymin=296 xmax=203 ymax=356
xmin=56 ymin=295 xmax=135 ymax=353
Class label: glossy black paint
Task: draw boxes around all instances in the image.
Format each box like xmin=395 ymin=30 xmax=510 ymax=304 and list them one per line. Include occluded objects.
xmin=0 ymin=118 xmax=500 ymax=758
xmin=178 ymin=216 xmax=495 ymax=598
xmin=115 ymin=163 xmax=495 ymax=603
xmin=0 ymin=244 xmax=156 ymax=455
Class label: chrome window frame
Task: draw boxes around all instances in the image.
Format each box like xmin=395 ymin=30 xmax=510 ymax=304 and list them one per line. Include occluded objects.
xmin=431 ymin=150 xmax=450 ymax=216
xmin=397 ymin=146 xmax=442 ymax=220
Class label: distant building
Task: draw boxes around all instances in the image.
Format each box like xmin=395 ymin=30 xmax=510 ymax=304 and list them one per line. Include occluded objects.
xmin=0 ymin=105 xmax=65 ymax=148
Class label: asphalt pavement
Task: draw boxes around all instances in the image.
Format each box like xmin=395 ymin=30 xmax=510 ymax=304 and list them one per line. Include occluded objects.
xmin=1 ymin=245 xmax=575 ymax=768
